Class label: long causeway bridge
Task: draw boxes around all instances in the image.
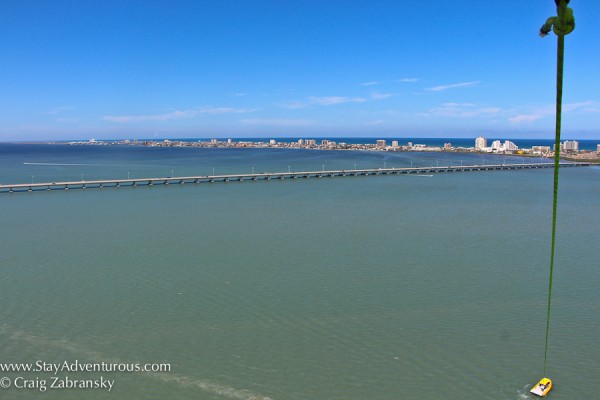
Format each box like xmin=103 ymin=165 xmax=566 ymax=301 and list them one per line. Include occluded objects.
xmin=1 ymin=162 xmax=596 ymax=194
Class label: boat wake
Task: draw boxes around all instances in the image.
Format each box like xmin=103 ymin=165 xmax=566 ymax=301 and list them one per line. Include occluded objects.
xmin=515 ymin=383 xmax=533 ymax=399
xmin=23 ymin=162 xmax=151 ymax=167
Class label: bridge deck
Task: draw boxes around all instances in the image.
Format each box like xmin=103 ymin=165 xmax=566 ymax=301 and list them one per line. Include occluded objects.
xmin=0 ymin=162 xmax=595 ymax=193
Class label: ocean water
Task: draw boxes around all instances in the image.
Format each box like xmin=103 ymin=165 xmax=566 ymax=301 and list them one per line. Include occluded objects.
xmin=1 ymin=143 xmax=599 ymax=399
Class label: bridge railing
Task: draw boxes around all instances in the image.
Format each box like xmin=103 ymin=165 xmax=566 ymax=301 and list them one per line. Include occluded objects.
xmin=1 ymin=162 xmax=595 ymax=193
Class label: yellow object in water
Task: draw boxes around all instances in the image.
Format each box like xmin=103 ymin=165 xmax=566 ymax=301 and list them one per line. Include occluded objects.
xmin=530 ymin=377 xmax=552 ymax=397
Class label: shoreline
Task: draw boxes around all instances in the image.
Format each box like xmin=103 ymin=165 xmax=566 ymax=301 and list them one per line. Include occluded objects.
xmin=2 ymin=138 xmax=599 ymax=161
xmin=63 ymin=138 xmax=600 ymax=162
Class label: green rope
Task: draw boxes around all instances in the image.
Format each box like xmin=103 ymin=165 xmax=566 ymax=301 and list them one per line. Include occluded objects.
xmin=539 ymin=0 xmax=575 ymax=377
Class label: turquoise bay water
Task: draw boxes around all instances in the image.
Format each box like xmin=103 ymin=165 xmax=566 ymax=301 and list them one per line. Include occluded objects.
xmin=1 ymin=144 xmax=599 ymax=399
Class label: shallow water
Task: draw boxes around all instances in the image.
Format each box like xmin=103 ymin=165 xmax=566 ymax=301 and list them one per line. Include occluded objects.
xmin=1 ymin=144 xmax=599 ymax=399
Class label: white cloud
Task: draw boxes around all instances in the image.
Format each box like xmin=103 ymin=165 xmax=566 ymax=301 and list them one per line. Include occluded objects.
xmin=426 ymin=81 xmax=480 ymax=92
xmin=398 ymin=78 xmax=418 ymax=82
xmin=427 ymin=102 xmax=501 ymax=118
xmin=103 ymin=107 xmax=257 ymax=123
xmin=56 ymin=117 xmax=79 ymax=123
xmin=308 ymin=96 xmax=368 ymax=106
xmin=44 ymin=106 xmax=73 ymax=115
xmin=360 ymin=81 xmax=380 ymax=86
xmin=241 ymin=118 xmax=313 ymax=126
xmin=508 ymin=114 xmax=545 ymax=124
xmin=366 ymin=119 xmax=384 ymax=125
xmin=279 ymin=100 xmax=309 ymax=109
xmin=508 ymin=101 xmax=600 ymax=124
xmin=370 ymin=92 xmax=394 ymax=100
xmin=281 ymin=92 xmax=393 ymax=109
xmin=563 ymin=100 xmax=600 ymax=113
xmin=198 ymin=107 xmax=257 ymax=114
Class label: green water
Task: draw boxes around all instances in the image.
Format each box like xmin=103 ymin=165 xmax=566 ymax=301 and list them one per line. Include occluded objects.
xmin=1 ymin=147 xmax=599 ymax=399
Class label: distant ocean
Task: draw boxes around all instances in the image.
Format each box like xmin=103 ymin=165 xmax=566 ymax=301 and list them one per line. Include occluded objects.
xmin=1 ymin=142 xmax=599 ymax=399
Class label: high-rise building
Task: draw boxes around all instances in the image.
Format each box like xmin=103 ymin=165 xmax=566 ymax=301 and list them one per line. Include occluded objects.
xmin=491 ymin=140 xmax=502 ymax=150
xmin=562 ymin=140 xmax=579 ymax=151
xmin=503 ymin=140 xmax=518 ymax=151
xmin=376 ymin=140 xmax=386 ymax=148
xmin=489 ymin=140 xmax=518 ymax=152
xmin=475 ymin=136 xmax=487 ymax=149
xmin=391 ymin=140 xmax=399 ymax=148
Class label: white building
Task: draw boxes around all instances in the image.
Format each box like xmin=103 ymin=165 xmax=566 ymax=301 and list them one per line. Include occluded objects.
xmin=376 ymin=140 xmax=386 ymax=148
xmin=475 ymin=136 xmax=487 ymax=149
xmin=391 ymin=140 xmax=399 ymax=148
xmin=532 ymin=146 xmax=551 ymax=155
xmin=562 ymin=140 xmax=579 ymax=151
xmin=489 ymin=139 xmax=518 ymax=152
xmin=503 ymin=140 xmax=518 ymax=151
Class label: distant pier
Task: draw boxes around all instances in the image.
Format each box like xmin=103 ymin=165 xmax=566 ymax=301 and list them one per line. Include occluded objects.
xmin=1 ymin=162 xmax=596 ymax=194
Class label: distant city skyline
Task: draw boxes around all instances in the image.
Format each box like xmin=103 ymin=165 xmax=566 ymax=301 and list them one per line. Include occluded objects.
xmin=1 ymin=1 xmax=599 ymax=141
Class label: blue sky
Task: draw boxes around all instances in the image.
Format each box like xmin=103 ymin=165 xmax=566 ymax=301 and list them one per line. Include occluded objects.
xmin=1 ymin=0 xmax=599 ymax=141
